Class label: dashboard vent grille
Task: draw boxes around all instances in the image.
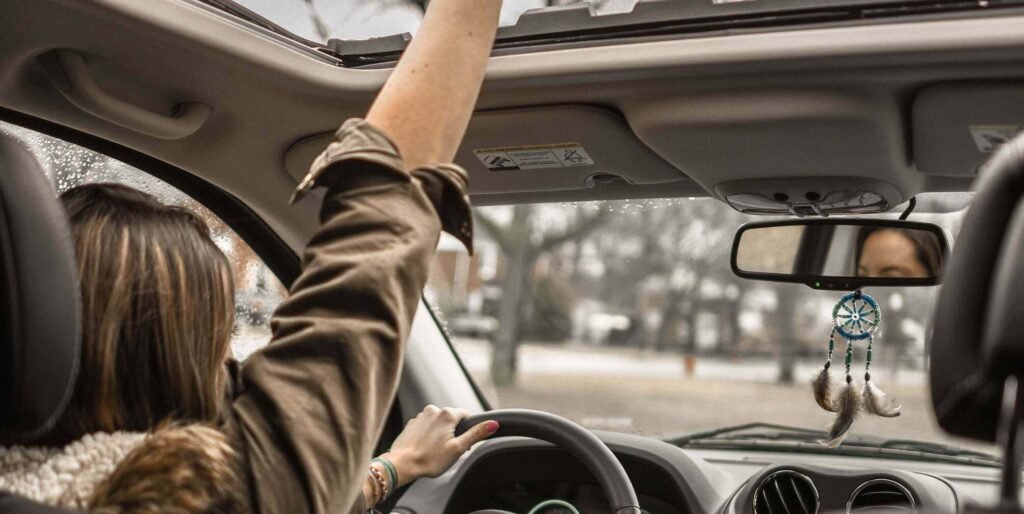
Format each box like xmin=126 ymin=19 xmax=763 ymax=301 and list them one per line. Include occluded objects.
xmin=753 ymin=470 xmax=819 ymax=514
xmin=847 ymin=479 xmax=916 ymax=513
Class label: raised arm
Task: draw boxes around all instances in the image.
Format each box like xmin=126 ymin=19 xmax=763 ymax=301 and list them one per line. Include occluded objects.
xmin=228 ymin=2 xmax=501 ymax=513
xmin=367 ymin=0 xmax=502 ymax=170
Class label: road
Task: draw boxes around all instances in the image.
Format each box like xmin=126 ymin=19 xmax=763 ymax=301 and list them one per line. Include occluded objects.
xmin=231 ymin=328 xmax=992 ymax=454
xmin=452 ymin=338 xmax=994 ymax=454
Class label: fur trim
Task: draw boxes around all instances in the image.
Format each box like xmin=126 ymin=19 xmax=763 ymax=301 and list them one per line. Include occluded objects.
xmin=0 ymin=425 xmax=247 ymax=514
xmin=0 ymin=431 xmax=146 ymax=509
xmin=90 ymin=424 xmax=248 ymax=514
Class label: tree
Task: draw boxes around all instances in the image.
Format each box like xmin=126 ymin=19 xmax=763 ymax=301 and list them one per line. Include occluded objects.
xmin=301 ymin=0 xmax=332 ymax=40
xmin=774 ymin=284 xmax=800 ymax=384
xmin=476 ymin=204 xmax=607 ymax=386
xmin=658 ymin=209 xmax=742 ymax=351
xmin=588 ymin=201 xmax=746 ymax=351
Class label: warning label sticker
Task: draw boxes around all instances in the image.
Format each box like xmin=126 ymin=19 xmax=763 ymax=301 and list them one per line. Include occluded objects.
xmin=474 ymin=143 xmax=595 ymax=171
xmin=970 ymin=125 xmax=1024 ymax=153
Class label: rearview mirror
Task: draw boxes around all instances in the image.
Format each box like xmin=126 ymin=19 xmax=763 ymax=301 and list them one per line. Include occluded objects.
xmin=731 ymin=219 xmax=949 ymax=290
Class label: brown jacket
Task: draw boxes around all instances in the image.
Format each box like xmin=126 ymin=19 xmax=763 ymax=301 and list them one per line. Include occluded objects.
xmin=221 ymin=119 xmax=472 ymax=514
xmin=0 ymin=120 xmax=456 ymax=514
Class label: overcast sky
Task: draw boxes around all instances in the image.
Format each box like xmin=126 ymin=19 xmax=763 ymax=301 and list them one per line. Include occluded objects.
xmin=236 ymin=0 xmax=553 ymax=41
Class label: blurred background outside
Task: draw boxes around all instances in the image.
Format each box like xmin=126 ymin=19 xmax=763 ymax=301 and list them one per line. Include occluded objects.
xmin=424 ymin=199 xmax=980 ymax=451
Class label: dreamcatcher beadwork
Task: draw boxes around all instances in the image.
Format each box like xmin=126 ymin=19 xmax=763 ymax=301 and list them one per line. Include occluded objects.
xmin=832 ymin=291 xmax=881 ymax=341
xmin=812 ymin=290 xmax=900 ymax=448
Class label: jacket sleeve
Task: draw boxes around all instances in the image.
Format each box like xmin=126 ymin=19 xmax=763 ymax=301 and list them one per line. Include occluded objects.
xmin=223 ymin=119 xmax=472 ymax=514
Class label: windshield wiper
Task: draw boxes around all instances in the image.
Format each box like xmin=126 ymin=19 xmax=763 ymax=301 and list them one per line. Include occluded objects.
xmin=668 ymin=422 xmax=825 ymax=445
xmin=877 ymin=438 xmax=996 ymax=459
xmin=668 ymin=422 xmax=1000 ymax=466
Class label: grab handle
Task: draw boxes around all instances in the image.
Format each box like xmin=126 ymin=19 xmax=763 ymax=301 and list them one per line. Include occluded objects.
xmin=42 ymin=51 xmax=210 ymax=140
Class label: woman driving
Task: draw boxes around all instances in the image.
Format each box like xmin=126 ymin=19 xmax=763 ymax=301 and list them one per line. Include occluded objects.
xmin=0 ymin=0 xmax=502 ymax=512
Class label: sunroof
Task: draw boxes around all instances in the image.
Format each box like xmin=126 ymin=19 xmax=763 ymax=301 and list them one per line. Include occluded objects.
xmin=210 ymin=0 xmax=1024 ymax=66
xmin=231 ymin=0 xmax=634 ymax=42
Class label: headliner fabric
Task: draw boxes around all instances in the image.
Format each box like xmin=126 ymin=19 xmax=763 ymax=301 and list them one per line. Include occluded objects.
xmin=0 ymin=134 xmax=81 ymax=443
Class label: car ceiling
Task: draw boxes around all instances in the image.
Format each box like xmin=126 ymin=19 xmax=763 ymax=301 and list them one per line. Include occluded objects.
xmin=2 ymin=0 xmax=1024 ymax=250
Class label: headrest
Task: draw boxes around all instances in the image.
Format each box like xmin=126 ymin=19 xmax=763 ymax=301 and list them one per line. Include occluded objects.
xmin=0 ymin=133 xmax=80 ymax=443
xmin=930 ymin=133 xmax=1024 ymax=442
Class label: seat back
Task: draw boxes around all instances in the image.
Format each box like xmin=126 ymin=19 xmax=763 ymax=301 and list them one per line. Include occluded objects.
xmin=930 ymin=133 xmax=1024 ymax=442
xmin=0 ymin=132 xmax=81 ymax=443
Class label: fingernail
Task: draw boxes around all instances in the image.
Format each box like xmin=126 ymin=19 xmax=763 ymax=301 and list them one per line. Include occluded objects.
xmin=484 ymin=420 xmax=499 ymax=434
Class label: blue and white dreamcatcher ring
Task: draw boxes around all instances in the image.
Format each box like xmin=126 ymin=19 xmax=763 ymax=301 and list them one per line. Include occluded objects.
xmin=831 ymin=291 xmax=881 ymax=341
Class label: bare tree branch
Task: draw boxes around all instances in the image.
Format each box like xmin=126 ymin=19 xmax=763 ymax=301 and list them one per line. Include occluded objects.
xmin=474 ymin=210 xmax=513 ymax=253
xmin=538 ymin=209 xmax=608 ymax=253
xmin=302 ymin=0 xmax=332 ymax=40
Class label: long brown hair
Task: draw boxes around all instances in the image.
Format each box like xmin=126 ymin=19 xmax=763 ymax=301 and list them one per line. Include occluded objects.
xmin=48 ymin=184 xmax=235 ymax=444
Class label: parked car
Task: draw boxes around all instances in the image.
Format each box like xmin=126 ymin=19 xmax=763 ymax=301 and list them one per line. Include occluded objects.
xmin=447 ymin=314 xmax=499 ymax=339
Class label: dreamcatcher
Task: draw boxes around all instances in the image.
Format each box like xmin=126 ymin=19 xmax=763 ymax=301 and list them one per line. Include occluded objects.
xmin=812 ymin=290 xmax=901 ymax=447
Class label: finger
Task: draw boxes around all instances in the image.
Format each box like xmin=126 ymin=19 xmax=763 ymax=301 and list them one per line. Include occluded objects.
xmin=441 ymin=407 xmax=470 ymax=423
xmin=452 ymin=420 xmax=499 ymax=452
xmin=450 ymin=408 xmax=471 ymax=420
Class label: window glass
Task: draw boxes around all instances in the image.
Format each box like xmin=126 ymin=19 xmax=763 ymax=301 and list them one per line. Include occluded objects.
xmin=0 ymin=121 xmax=287 ymax=360
xmin=426 ymin=197 xmax=991 ymax=456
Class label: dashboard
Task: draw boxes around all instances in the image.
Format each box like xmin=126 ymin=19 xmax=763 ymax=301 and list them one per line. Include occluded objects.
xmin=393 ymin=432 xmax=1002 ymax=513
xmin=438 ymin=448 xmax=684 ymax=513
xmin=721 ymin=464 xmax=954 ymax=513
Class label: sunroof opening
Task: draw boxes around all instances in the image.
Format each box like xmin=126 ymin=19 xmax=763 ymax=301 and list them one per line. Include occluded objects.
xmin=229 ymin=0 xmax=636 ymax=42
xmin=206 ymin=0 xmax=1024 ymax=67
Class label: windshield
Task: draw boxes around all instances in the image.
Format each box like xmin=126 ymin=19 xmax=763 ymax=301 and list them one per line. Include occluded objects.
xmin=425 ymin=195 xmax=997 ymax=462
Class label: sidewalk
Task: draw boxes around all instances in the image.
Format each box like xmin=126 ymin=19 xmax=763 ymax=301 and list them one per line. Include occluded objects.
xmin=452 ymin=338 xmax=925 ymax=385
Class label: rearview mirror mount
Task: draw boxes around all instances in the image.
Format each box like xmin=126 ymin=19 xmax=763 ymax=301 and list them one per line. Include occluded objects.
xmin=731 ymin=219 xmax=950 ymax=290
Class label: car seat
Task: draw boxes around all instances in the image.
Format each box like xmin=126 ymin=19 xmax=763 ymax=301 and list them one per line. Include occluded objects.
xmin=0 ymin=131 xmax=82 ymax=513
xmin=930 ymin=131 xmax=1024 ymax=513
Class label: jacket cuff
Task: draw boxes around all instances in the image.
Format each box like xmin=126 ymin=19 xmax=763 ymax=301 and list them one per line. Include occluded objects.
xmin=291 ymin=118 xmax=474 ymax=254
xmin=412 ymin=163 xmax=474 ymax=254
xmin=289 ymin=118 xmax=407 ymax=205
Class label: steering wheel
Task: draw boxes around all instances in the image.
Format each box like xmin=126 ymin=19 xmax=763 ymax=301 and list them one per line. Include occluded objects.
xmin=454 ymin=409 xmax=642 ymax=514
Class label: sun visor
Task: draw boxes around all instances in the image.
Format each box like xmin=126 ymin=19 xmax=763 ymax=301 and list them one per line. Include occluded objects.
xmin=626 ymin=90 xmax=913 ymax=214
xmin=913 ymin=82 xmax=1024 ymax=177
xmin=283 ymin=105 xmax=688 ymax=196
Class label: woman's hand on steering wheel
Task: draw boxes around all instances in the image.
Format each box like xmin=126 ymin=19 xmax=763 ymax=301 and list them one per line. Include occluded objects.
xmin=383 ymin=405 xmax=499 ymax=487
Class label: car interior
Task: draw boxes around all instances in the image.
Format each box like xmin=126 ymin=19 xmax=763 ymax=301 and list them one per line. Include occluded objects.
xmin=5 ymin=0 xmax=1024 ymax=513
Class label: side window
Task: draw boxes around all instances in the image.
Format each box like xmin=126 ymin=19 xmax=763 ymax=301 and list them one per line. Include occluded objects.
xmin=0 ymin=121 xmax=287 ymax=360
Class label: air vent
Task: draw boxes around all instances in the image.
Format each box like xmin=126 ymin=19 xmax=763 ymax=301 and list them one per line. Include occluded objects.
xmin=753 ymin=470 xmax=819 ymax=514
xmin=847 ymin=479 xmax=916 ymax=513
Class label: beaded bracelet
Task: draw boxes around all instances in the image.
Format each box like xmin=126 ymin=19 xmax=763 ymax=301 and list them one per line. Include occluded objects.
xmin=369 ymin=463 xmax=390 ymax=501
xmin=371 ymin=457 xmax=399 ymax=491
xmin=366 ymin=470 xmax=383 ymax=504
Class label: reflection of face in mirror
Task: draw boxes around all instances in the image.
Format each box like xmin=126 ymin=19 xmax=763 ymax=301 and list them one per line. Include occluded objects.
xmin=856 ymin=228 xmax=941 ymax=278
